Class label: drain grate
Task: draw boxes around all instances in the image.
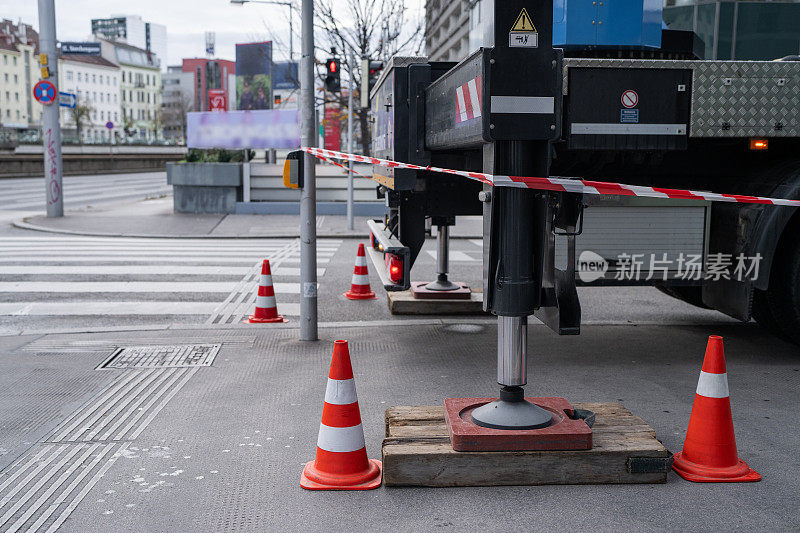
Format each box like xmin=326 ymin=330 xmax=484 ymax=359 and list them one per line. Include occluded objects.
xmin=99 ymin=344 xmax=220 ymax=369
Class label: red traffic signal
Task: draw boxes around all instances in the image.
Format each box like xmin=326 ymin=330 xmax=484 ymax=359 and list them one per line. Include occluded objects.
xmin=325 ymin=57 xmax=341 ymax=93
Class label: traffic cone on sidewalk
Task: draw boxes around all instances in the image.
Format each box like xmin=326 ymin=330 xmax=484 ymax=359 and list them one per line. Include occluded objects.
xmin=300 ymin=340 xmax=382 ymax=490
xmin=672 ymin=335 xmax=760 ymax=482
xmin=344 ymin=243 xmax=376 ymax=300
xmin=247 ymin=259 xmax=287 ymax=323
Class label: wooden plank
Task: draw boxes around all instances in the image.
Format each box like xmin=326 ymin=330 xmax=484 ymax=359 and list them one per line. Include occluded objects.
xmin=387 ymin=290 xmax=487 ymax=315
xmin=382 ymin=402 xmax=671 ymax=486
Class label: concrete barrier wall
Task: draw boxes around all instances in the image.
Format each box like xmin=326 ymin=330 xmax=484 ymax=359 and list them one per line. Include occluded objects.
xmin=0 ymin=144 xmax=187 ymax=178
xmin=167 ymin=162 xmax=241 ymax=214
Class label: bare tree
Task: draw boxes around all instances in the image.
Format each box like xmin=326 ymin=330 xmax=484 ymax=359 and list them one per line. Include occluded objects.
xmin=315 ymin=0 xmax=424 ymax=155
xmin=68 ymin=99 xmax=94 ymax=143
xmin=120 ymin=106 xmax=136 ymax=140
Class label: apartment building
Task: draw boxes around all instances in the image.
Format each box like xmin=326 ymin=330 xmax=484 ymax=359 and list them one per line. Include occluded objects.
xmin=0 ymin=19 xmax=41 ymax=131
xmin=99 ymin=38 xmax=162 ymax=141
xmin=425 ymin=0 xmax=471 ymax=61
xmin=58 ymin=54 xmax=121 ymax=143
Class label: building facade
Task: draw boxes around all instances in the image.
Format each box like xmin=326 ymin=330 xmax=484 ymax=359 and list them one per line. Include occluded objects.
xmin=99 ymin=39 xmax=162 ymax=142
xmin=58 ymin=55 xmax=121 ymax=143
xmin=161 ymin=65 xmax=194 ymax=141
xmin=181 ymin=58 xmax=236 ymax=112
xmin=0 ymin=19 xmax=41 ymax=133
xmin=91 ymin=15 xmax=167 ymax=71
xmin=664 ymin=0 xmax=800 ymax=60
xmin=425 ymin=0 xmax=471 ymax=61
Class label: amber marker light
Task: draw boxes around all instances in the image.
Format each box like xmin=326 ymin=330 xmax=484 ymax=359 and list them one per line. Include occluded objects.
xmin=749 ymin=139 xmax=769 ymax=150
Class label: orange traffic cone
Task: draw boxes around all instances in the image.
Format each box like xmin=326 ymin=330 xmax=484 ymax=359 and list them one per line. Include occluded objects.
xmin=247 ymin=259 xmax=287 ymax=323
xmin=301 ymin=340 xmax=382 ymax=490
xmin=672 ymin=336 xmax=760 ymax=482
xmin=344 ymin=243 xmax=376 ymax=300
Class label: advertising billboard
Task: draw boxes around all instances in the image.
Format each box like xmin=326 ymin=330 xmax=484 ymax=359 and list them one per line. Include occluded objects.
xmin=187 ymin=109 xmax=300 ymax=149
xmin=235 ymin=42 xmax=272 ymax=110
xmin=208 ymin=89 xmax=226 ymax=112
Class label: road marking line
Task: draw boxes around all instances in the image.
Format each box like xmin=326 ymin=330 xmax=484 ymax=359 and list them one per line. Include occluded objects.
xmin=426 ymin=250 xmax=478 ymax=262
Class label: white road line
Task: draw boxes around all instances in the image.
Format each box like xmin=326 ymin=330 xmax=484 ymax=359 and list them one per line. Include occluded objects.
xmin=426 ymin=250 xmax=479 ymax=262
xmin=43 ymin=443 xmax=126 ymax=533
xmin=0 ymin=448 xmax=51 ymax=494
xmin=113 ymin=369 xmax=189 ymax=440
xmin=50 ymin=371 xmax=148 ymax=442
xmin=0 ymin=281 xmax=301 ymax=293
xmin=469 ymin=239 xmax=483 ymax=248
xmin=0 ymin=265 xmax=253 ymax=275
xmin=82 ymin=370 xmax=172 ymax=441
xmin=273 ymin=267 xmax=326 ymax=276
xmin=0 ymin=445 xmax=86 ymax=529
xmin=0 ymin=301 xmax=303 ymax=316
xmin=0 ymin=250 xmax=337 ymax=258
xmin=0 ymin=256 xmax=332 ymax=264
xmin=4 ymin=444 xmax=101 ymax=533
xmin=129 ymin=368 xmax=198 ymax=439
xmin=0 ymin=446 xmax=67 ymax=507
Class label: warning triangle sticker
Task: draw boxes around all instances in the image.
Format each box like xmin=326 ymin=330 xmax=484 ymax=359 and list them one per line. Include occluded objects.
xmin=511 ymin=8 xmax=537 ymax=32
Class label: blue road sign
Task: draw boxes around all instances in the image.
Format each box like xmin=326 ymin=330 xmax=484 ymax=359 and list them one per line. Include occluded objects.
xmin=59 ymin=92 xmax=76 ymax=108
xmin=33 ymin=80 xmax=57 ymax=105
xmin=60 ymin=42 xmax=101 ymax=55
xmin=105 ymin=121 xmax=114 ymax=129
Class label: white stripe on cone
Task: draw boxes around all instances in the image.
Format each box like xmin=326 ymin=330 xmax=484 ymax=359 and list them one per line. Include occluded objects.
xmin=316 ymin=423 xmax=366 ymax=453
xmin=355 ymin=255 xmax=367 ymax=267
xmin=256 ymin=295 xmax=277 ymax=308
xmin=324 ymin=378 xmax=358 ymax=405
xmin=696 ymin=370 xmax=730 ymax=398
xmin=260 ymin=274 xmax=273 ymax=285
xmin=351 ymin=274 xmax=370 ymax=286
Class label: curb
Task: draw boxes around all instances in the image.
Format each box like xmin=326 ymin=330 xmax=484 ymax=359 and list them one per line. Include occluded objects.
xmin=11 ymin=217 xmax=483 ymax=240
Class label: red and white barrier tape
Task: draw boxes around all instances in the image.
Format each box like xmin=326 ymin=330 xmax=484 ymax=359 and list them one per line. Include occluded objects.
xmin=303 ymin=147 xmax=800 ymax=208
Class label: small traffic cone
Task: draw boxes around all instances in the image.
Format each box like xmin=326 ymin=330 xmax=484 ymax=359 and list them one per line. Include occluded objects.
xmin=247 ymin=259 xmax=287 ymax=323
xmin=344 ymin=243 xmax=376 ymax=300
xmin=672 ymin=336 xmax=760 ymax=482
xmin=301 ymin=340 xmax=382 ymax=490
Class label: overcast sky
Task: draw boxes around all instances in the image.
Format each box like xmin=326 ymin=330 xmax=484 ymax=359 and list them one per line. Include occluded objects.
xmin=0 ymin=0 xmax=424 ymax=67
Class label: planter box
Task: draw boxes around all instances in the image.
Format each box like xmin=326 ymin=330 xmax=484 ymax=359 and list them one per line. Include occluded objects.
xmin=167 ymin=162 xmax=242 ymax=214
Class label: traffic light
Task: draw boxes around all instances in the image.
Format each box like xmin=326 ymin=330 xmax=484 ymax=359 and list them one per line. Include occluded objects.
xmin=325 ymin=58 xmax=340 ymax=93
xmin=367 ymin=61 xmax=384 ymax=93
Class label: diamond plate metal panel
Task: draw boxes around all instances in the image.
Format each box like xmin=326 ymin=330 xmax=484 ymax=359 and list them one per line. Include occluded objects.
xmin=564 ymin=59 xmax=800 ymax=138
xmin=100 ymin=344 xmax=220 ymax=368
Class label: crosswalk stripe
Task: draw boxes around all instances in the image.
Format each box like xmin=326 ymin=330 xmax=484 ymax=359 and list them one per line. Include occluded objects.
xmin=0 ymin=265 xmax=253 ymax=275
xmin=0 ymin=281 xmax=302 ymax=293
xmin=426 ymin=250 xmax=479 ymax=262
xmin=0 ymin=302 xmax=302 ymax=316
xmin=0 ymin=256 xmax=332 ymax=263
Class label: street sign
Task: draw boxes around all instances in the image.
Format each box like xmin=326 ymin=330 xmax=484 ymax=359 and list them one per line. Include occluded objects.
xmin=59 ymin=92 xmax=76 ymax=108
xmin=33 ymin=80 xmax=57 ymax=105
xmin=105 ymin=121 xmax=114 ymax=129
xmin=208 ymin=89 xmax=226 ymax=112
xmin=60 ymin=42 xmax=101 ymax=55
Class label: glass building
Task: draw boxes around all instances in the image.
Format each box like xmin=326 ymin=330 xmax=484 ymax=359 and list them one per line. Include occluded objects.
xmin=663 ymin=0 xmax=800 ymax=60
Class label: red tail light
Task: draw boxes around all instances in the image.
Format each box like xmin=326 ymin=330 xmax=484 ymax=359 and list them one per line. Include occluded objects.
xmin=387 ymin=254 xmax=403 ymax=284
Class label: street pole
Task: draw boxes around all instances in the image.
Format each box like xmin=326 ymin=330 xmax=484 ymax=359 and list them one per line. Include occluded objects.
xmin=289 ymin=5 xmax=293 ymax=61
xmin=38 ymin=0 xmax=63 ymax=218
xmin=346 ymin=49 xmax=354 ymax=230
xmin=299 ymin=0 xmax=318 ymax=341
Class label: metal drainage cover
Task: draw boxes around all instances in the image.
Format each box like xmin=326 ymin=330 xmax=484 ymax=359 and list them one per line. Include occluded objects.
xmin=99 ymin=344 xmax=221 ymax=369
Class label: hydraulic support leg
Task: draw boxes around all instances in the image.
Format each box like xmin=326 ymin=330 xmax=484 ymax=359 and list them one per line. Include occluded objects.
xmin=473 ymin=140 xmax=554 ymax=430
xmin=425 ymin=225 xmax=460 ymax=291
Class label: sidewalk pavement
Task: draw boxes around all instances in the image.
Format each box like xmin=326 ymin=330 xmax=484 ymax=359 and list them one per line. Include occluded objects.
xmin=13 ymin=197 xmax=484 ymax=239
xmin=0 ymin=321 xmax=796 ymax=531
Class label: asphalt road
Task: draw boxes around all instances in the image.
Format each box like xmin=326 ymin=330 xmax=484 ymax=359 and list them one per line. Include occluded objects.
xmin=0 ymin=193 xmax=796 ymax=532
xmin=0 ymin=172 xmax=170 ymax=212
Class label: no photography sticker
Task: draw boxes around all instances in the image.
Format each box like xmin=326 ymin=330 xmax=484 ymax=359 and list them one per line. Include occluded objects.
xmin=621 ymin=90 xmax=639 ymax=109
